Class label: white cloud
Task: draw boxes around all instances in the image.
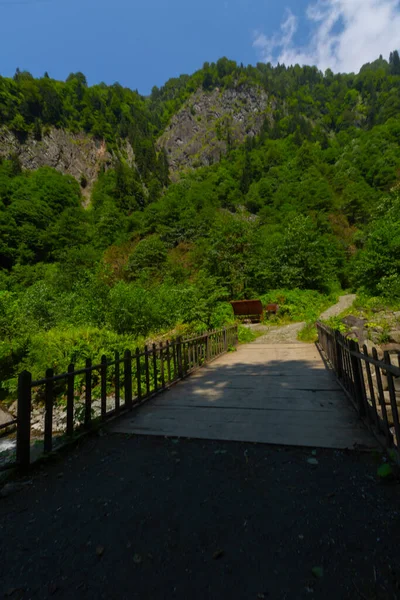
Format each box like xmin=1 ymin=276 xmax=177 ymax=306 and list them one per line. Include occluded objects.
xmin=253 ymin=0 xmax=400 ymax=73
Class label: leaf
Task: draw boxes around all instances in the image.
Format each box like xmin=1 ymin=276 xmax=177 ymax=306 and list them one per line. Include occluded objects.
xmin=312 ymin=566 xmax=324 ymax=579
xmin=214 ymin=449 xmax=227 ymax=455
xmin=307 ymin=458 xmax=319 ymax=465
xmin=96 ymin=546 xmax=104 ymax=557
xmin=133 ymin=553 xmax=142 ymax=564
xmin=212 ymin=549 xmax=224 ymax=560
xmin=377 ymin=463 xmax=393 ymax=479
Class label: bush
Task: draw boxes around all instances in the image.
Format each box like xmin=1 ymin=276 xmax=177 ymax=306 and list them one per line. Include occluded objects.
xmin=261 ymin=288 xmax=338 ymax=323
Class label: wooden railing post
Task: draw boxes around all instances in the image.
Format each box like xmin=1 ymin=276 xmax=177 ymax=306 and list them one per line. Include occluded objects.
xmin=144 ymin=345 xmax=150 ymax=397
xmin=166 ymin=341 xmax=171 ymax=383
xmin=124 ymin=350 xmax=133 ymax=409
xmin=223 ymin=328 xmax=227 ymax=352
xmin=172 ymin=341 xmax=177 ymax=380
xmin=17 ymin=370 xmax=32 ymax=469
xmin=66 ymin=363 xmax=75 ymax=436
xmin=177 ymin=337 xmax=183 ymax=378
xmin=349 ymin=340 xmax=366 ymax=417
xmin=136 ymin=348 xmax=142 ymax=402
xmin=205 ymin=333 xmax=210 ymax=362
xmin=85 ymin=358 xmax=92 ymax=428
xmin=372 ymin=347 xmax=391 ymax=444
xmin=334 ymin=330 xmax=343 ymax=380
xmin=160 ymin=342 xmax=165 ymax=388
xmin=44 ymin=368 xmax=54 ymax=453
xmin=101 ymin=355 xmax=107 ymax=421
xmin=115 ymin=351 xmax=120 ymax=414
xmin=152 ymin=343 xmax=158 ymax=391
xmin=384 ymin=351 xmax=400 ymax=445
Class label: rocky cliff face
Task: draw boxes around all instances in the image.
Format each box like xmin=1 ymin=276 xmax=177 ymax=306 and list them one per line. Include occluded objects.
xmin=158 ymin=85 xmax=270 ymax=175
xmin=0 ymin=127 xmax=135 ymax=201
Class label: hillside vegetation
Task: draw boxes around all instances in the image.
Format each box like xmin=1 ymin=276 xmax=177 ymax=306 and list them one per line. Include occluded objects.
xmin=1 ymin=53 xmax=400 ymax=396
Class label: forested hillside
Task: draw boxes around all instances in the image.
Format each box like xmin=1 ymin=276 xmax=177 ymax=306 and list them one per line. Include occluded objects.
xmin=1 ymin=53 xmax=400 ymax=395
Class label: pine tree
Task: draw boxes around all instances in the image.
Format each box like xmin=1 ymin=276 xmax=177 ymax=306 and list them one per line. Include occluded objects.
xmin=389 ymin=50 xmax=400 ymax=75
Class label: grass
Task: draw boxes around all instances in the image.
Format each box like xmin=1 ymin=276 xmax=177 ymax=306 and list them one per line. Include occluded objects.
xmin=297 ymin=322 xmax=318 ymax=343
xmin=237 ymin=325 xmax=265 ymax=344
xmin=260 ymin=288 xmax=339 ymax=325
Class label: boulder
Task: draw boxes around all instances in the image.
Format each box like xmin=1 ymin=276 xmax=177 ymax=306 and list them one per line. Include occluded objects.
xmin=8 ymin=400 xmax=17 ymax=417
xmin=342 ymin=316 xmax=367 ymax=329
xmin=345 ymin=332 xmax=359 ymax=341
xmin=0 ymin=407 xmax=13 ymax=426
xmin=368 ymin=327 xmax=383 ymax=345
xmin=389 ymin=330 xmax=400 ymax=344
xmin=380 ymin=343 xmax=400 ymax=355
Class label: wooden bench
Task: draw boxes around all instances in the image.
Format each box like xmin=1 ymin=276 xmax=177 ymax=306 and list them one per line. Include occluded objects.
xmin=230 ymin=300 xmax=264 ymax=323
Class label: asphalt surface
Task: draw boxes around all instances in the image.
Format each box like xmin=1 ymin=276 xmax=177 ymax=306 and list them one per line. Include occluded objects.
xmin=1 ymin=433 xmax=400 ymax=600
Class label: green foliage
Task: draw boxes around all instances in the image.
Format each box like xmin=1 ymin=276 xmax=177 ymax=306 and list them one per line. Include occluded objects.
xmin=2 ymin=53 xmax=400 ymax=398
xmin=261 ymin=289 xmax=337 ymax=323
xmin=237 ymin=325 xmax=264 ymax=344
xmin=377 ymin=462 xmax=394 ymax=480
xmin=18 ymin=326 xmax=142 ymax=384
xmin=297 ymin=322 xmax=318 ymax=343
xmin=350 ymin=192 xmax=400 ymax=296
xmin=0 ymin=161 xmax=84 ymax=269
xmin=125 ymin=235 xmax=167 ymax=281
xmin=322 ymin=316 xmax=347 ymax=333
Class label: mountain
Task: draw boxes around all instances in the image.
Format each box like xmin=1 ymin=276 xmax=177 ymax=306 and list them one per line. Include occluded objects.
xmin=1 ymin=54 xmax=400 ymax=391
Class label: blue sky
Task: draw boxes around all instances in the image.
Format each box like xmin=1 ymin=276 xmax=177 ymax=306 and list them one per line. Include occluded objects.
xmin=0 ymin=0 xmax=399 ymax=94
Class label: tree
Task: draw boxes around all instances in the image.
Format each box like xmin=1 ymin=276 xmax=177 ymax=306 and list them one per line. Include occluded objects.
xmin=125 ymin=235 xmax=167 ymax=281
xmin=389 ymin=50 xmax=400 ymax=75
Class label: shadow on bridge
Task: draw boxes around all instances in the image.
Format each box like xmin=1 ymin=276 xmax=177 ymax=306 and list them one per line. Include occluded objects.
xmin=112 ymin=345 xmax=375 ymax=450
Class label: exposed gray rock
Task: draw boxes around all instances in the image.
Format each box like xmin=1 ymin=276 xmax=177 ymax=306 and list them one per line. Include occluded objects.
xmin=368 ymin=327 xmax=384 ymax=344
xmin=345 ymin=331 xmax=359 ymax=341
xmin=0 ymin=407 xmax=13 ymax=426
xmin=0 ymin=127 xmax=135 ymax=202
xmin=342 ymin=316 xmax=367 ymax=329
xmin=158 ymin=85 xmax=270 ymax=175
xmin=8 ymin=401 xmax=17 ymax=417
xmin=380 ymin=343 xmax=400 ymax=355
xmin=26 ymin=395 xmax=118 ymax=434
xmin=389 ymin=330 xmax=400 ymax=344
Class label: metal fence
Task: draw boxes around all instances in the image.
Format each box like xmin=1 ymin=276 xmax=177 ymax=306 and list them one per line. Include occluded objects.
xmin=317 ymin=322 xmax=400 ymax=455
xmin=3 ymin=325 xmax=238 ymax=470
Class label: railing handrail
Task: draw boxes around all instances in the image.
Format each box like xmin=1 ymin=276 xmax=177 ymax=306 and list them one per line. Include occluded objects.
xmin=317 ymin=322 xmax=400 ymax=377
xmin=7 ymin=324 xmax=238 ymax=470
xmin=316 ymin=321 xmax=400 ymax=458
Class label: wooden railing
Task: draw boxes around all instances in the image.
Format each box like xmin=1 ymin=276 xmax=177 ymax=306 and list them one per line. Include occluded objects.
xmin=4 ymin=325 xmax=238 ymax=469
xmin=317 ymin=322 xmax=400 ymax=455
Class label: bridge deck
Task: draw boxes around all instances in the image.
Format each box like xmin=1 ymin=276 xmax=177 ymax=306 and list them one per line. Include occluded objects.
xmin=111 ymin=343 xmax=376 ymax=449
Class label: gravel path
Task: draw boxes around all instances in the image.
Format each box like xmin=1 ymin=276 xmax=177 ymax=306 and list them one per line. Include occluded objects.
xmin=1 ymin=434 xmax=399 ymax=600
xmin=253 ymin=294 xmax=357 ymax=345
xmin=319 ymin=294 xmax=357 ymax=320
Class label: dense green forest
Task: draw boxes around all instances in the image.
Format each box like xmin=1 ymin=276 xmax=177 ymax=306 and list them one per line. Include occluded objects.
xmin=1 ymin=53 xmax=400 ymax=396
